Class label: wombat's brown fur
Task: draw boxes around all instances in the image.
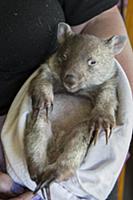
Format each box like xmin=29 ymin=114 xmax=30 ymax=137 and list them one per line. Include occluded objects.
xmin=24 ymin=23 xmax=126 ymax=198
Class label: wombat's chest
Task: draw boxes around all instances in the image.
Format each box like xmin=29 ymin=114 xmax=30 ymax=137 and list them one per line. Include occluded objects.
xmin=49 ymin=94 xmax=91 ymax=137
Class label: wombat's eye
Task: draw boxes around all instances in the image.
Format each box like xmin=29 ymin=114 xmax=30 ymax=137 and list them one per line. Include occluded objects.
xmin=87 ymin=59 xmax=97 ymax=66
xmin=62 ymin=54 xmax=67 ymax=60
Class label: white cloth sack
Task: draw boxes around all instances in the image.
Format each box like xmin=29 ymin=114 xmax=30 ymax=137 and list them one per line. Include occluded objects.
xmin=1 ymin=60 xmax=133 ymax=200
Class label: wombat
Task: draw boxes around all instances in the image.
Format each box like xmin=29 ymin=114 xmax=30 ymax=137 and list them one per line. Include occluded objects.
xmin=24 ymin=22 xmax=126 ymax=199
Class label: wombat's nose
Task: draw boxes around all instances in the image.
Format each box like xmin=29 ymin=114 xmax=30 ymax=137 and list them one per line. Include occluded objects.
xmin=64 ymin=74 xmax=76 ymax=86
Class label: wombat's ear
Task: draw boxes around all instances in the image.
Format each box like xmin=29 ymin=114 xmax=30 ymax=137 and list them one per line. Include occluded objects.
xmin=104 ymin=35 xmax=127 ymax=55
xmin=57 ymin=22 xmax=74 ymax=43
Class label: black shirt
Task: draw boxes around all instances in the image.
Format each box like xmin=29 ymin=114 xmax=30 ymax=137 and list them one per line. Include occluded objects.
xmin=0 ymin=0 xmax=118 ymax=115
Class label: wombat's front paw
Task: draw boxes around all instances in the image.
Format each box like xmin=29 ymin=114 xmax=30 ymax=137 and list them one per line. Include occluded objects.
xmin=32 ymin=92 xmax=54 ymax=119
xmin=30 ymin=82 xmax=54 ymax=119
xmin=88 ymin=109 xmax=116 ymax=145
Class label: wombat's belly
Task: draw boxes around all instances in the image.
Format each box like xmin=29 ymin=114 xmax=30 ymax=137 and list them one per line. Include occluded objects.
xmin=49 ymin=94 xmax=91 ymax=137
xmin=40 ymin=94 xmax=92 ymax=182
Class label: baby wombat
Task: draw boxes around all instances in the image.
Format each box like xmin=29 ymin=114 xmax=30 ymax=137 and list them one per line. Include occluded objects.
xmin=24 ymin=23 xmax=126 ymax=199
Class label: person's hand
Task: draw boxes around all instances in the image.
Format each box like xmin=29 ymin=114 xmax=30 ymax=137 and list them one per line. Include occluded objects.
xmin=0 ymin=172 xmax=35 ymax=199
xmin=0 ymin=171 xmax=17 ymax=198
xmin=9 ymin=191 xmax=34 ymax=200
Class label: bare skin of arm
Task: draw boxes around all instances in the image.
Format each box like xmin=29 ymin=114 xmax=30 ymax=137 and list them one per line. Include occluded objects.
xmin=72 ymin=6 xmax=133 ymax=93
xmin=0 ymin=5 xmax=132 ymax=200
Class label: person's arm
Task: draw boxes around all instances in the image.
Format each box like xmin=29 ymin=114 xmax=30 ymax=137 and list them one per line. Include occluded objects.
xmin=71 ymin=5 xmax=133 ymax=93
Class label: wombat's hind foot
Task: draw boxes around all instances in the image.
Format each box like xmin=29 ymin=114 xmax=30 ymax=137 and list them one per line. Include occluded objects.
xmin=34 ymin=164 xmax=56 ymax=195
xmin=34 ymin=175 xmax=55 ymax=200
xmin=34 ymin=175 xmax=55 ymax=195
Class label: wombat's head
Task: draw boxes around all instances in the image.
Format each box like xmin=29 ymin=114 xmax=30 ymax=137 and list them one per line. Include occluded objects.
xmin=57 ymin=23 xmax=126 ymax=93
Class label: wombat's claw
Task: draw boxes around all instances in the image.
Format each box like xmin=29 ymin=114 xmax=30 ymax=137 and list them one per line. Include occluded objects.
xmin=34 ymin=188 xmax=50 ymax=200
xmin=93 ymin=128 xmax=101 ymax=145
xmin=89 ymin=122 xmax=114 ymax=145
xmin=104 ymin=127 xmax=110 ymax=144
xmin=105 ymin=128 xmax=109 ymax=144
xmin=46 ymin=107 xmax=49 ymax=121
xmin=34 ymin=176 xmax=55 ymax=194
xmin=41 ymin=188 xmax=46 ymax=200
xmin=89 ymin=122 xmax=101 ymax=145
xmin=93 ymin=126 xmax=113 ymax=145
xmin=103 ymin=123 xmax=113 ymax=144
xmin=45 ymin=103 xmax=53 ymax=120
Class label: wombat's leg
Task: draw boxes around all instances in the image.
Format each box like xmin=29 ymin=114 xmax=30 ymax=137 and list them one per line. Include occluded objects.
xmin=88 ymin=78 xmax=118 ymax=144
xmin=29 ymin=65 xmax=54 ymax=119
xmin=24 ymin=109 xmax=53 ymax=183
xmin=35 ymin=122 xmax=92 ymax=194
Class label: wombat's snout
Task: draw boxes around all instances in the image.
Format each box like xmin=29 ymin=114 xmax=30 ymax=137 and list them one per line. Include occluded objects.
xmin=63 ymin=74 xmax=78 ymax=92
xmin=64 ymin=74 xmax=76 ymax=86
